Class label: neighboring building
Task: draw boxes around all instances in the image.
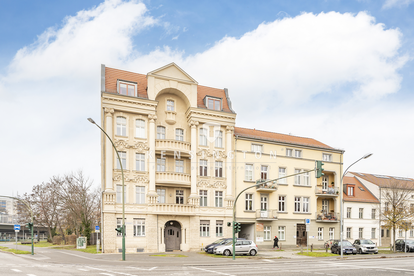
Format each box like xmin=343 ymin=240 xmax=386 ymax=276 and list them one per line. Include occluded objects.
xmin=233 ymin=127 xmax=344 ymax=248
xmin=349 ymin=172 xmax=414 ymax=246
xmin=0 ymin=198 xmax=17 ymax=224
xmin=342 ymin=175 xmax=380 ymax=245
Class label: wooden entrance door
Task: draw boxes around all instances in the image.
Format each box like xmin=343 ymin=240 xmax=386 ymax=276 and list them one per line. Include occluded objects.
xmin=296 ymin=224 xmax=307 ymax=246
xmin=165 ymin=225 xmax=181 ymax=251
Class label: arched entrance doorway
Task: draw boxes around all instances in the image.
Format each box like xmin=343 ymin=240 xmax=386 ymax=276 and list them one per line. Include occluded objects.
xmin=165 ymin=221 xmax=181 ymax=251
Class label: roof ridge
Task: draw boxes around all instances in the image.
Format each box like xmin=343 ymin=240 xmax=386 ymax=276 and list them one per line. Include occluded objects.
xmin=197 ymin=84 xmax=224 ymax=90
xmin=235 ymin=126 xmax=317 ymax=141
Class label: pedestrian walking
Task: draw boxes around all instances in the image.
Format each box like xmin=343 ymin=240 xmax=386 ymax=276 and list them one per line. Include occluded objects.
xmin=273 ymin=236 xmax=279 ymax=249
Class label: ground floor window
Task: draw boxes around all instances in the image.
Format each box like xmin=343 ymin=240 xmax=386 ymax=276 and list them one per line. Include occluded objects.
xmin=264 ymin=226 xmax=271 ymax=240
xmin=329 ymin=227 xmax=334 ymax=240
xmin=371 ymin=228 xmax=376 ymax=239
xmin=399 ymin=229 xmax=403 ymax=237
xmin=216 ymin=220 xmax=223 ymax=237
xmin=116 ymin=218 xmax=126 ymax=237
xmin=200 ymin=220 xmax=210 ymax=237
xmin=410 ymin=227 xmax=414 ymax=238
xmin=346 ymin=227 xmax=351 ymax=239
xmin=381 ymin=229 xmax=384 ymax=238
xmin=386 ymin=229 xmax=390 ymax=237
xmin=318 ymin=227 xmax=323 ymax=240
xmin=133 ymin=218 xmax=145 ymax=236
xmin=278 ymin=226 xmax=285 ymax=240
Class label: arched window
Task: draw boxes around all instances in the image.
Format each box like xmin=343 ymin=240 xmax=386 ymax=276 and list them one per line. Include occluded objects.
xmin=135 ymin=119 xmax=146 ymax=138
xmin=157 ymin=126 xmax=166 ymax=139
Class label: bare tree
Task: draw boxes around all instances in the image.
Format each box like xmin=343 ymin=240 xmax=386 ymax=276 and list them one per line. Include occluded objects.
xmin=380 ymin=178 xmax=414 ymax=251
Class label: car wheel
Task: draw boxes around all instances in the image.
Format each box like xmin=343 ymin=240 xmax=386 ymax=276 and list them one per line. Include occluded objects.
xmin=358 ymin=249 xmax=362 ymax=254
xmin=250 ymin=249 xmax=257 ymax=256
xmin=353 ymin=253 xmax=356 ymax=255
xmin=223 ymin=250 xmax=231 ymax=256
xmin=374 ymin=252 xmax=378 ymax=254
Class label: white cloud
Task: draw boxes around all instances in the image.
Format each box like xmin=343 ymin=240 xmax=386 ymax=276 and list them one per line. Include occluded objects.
xmin=0 ymin=3 xmax=411 ymax=195
xmin=383 ymin=0 xmax=414 ymax=9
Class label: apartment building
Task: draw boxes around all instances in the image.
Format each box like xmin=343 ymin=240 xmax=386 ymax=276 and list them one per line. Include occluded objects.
xmin=233 ymin=128 xmax=344 ymax=247
xmin=342 ymin=175 xmax=380 ymax=246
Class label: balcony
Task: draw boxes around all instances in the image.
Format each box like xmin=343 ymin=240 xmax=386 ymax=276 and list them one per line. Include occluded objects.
xmin=256 ymin=181 xmax=278 ymax=192
xmin=256 ymin=209 xmax=278 ymax=220
xmin=316 ymin=211 xmax=338 ymax=222
xmin=315 ymin=186 xmax=339 ymax=197
xmin=150 ymin=203 xmax=196 ymax=216
xmin=155 ymin=139 xmax=191 ymax=156
xmin=155 ymin=171 xmax=191 ymax=186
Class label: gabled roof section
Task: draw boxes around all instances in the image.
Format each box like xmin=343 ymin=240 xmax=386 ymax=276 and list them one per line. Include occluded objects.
xmin=350 ymin=172 xmax=414 ymax=189
xmin=148 ymin=62 xmax=198 ymax=84
xmin=104 ymin=66 xmax=148 ymax=98
xmin=234 ymin=127 xmax=338 ymax=150
xmin=343 ymin=176 xmax=379 ymax=203
xmin=197 ymin=85 xmax=235 ymax=113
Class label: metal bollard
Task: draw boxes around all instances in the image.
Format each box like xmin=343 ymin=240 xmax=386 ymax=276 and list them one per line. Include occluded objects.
xmin=311 ymin=244 xmax=313 ymax=252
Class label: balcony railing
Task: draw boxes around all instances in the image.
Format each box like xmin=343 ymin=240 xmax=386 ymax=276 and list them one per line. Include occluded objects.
xmin=315 ymin=186 xmax=339 ymax=196
xmin=151 ymin=203 xmax=196 ymax=215
xmin=316 ymin=212 xmax=338 ymax=222
xmin=155 ymin=172 xmax=191 ymax=185
xmin=256 ymin=209 xmax=278 ymax=220
xmin=155 ymin=139 xmax=191 ymax=155
xmin=255 ymin=181 xmax=278 ymax=192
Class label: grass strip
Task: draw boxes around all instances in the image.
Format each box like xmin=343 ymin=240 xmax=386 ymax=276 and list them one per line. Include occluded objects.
xmin=0 ymin=246 xmax=31 ymax=254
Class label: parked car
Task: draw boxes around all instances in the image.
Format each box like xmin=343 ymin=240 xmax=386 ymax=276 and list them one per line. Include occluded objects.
xmin=353 ymin=239 xmax=378 ymax=254
xmin=395 ymin=239 xmax=414 ymax=252
xmin=331 ymin=240 xmax=357 ymax=255
xmin=214 ymin=240 xmax=258 ymax=256
xmin=324 ymin=239 xmax=339 ymax=249
xmin=204 ymin=238 xmax=246 ymax=254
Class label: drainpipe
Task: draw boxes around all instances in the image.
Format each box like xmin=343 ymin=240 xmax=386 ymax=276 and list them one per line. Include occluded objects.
xmin=234 ymin=135 xmax=238 ymax=223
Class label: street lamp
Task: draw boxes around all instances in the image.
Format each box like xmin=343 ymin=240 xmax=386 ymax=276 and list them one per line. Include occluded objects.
xmin=88 ymin=118 xmax=126 ymax=261
xmin=340 ymin=153 xmax=373 ymax=258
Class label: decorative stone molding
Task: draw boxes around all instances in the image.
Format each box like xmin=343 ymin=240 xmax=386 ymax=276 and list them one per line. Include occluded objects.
xmin=113 ymin=173 xmax=149 ymax=183
xmin=190 ymin=111 xmax=236 ymax=121
xmin=197 ymin=180 xmax=227 ymax=189
xmin=114 ymin=139 xmax=130 ymax=150
xmin=189 ymin=120 xmax=199 ymax=128
xmin=212 ymin=150 xmax=227 ymax=160
xmin=226 ymin=125 xmax=234 ymax=133
xmin=114 ymin=139 xmax=149 ymax=152
xmin=132 ymin=142 xmax=149 ymax=152
xmin=103 ymin=96 xmax=157 ymax=108
xmin=131 ymin=175 xmax=149 ymax=183
xmin=165 ymin=111 xmax=177 ymax=125
xmin=148 ymin=114 xmax=157 ymax=123
xmin=104 ymin=107 xmax=114 ymax=116
xmin=197 ymin=148 xmax=213 ymax=157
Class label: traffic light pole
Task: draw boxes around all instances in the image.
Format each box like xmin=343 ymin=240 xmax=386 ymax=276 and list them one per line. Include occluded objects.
xmin=231 ymin=168 xmax=316 ymax=260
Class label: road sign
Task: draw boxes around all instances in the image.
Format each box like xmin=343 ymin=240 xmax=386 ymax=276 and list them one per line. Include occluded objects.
xmin=14 ymin=224 xmax=20 ymax=231
xmin=305 ymin=219 xmax=310 ymax=224
xmin=95 ymin=225 xmax=100 ymax=231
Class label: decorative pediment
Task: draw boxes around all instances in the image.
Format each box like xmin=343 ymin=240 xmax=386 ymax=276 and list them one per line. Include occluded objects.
xmin=148 ymin=63 xmax=198 ymax=84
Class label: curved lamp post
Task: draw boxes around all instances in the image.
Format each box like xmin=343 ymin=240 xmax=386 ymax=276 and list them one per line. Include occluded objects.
xmin=340 ymin=153 xmax=373 ymax=258
xmin=88 ymin=118 xmax=126 ymax=261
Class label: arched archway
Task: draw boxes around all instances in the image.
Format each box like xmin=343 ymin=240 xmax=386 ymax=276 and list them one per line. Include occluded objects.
xmin=164 ymin=221 xmax=181 ymax=251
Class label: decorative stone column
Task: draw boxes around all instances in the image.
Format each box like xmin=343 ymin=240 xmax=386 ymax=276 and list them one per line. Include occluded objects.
xmin=104 ymin=108 xmax=114 ymax=191
xmin=188 ymin=120 xmax=199 ymax=205
xmin=147 ymin=114 xmax=158 ymax=203
xmin=225 ymin=126 xmax=235 ymax=207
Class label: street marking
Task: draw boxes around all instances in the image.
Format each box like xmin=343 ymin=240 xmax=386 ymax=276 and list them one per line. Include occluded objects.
xmin=262 ymin=259 xmax=274 ymax=262
xmin=126 ymin=266 xmax=157 ymax=271
xmin=11 ymin=269 xmax=22 ymax=272
xmin=27 ymin=274 xmax=37 ymax=276
xmin=78 ymin=268 xmax=89 ymax=271
xmin=191 ymin=266 xmax=235 ymax=276
xmin=85 ymin=266 xmax=133 ymax=276
xmin=99 ymin=274 xmax=115 ymax=276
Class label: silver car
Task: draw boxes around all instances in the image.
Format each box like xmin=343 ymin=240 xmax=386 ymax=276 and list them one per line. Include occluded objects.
xmin=353 ymin=239 xmax=378 ymax=254
xmin=214 ymin=240 xmax=258 ymax=256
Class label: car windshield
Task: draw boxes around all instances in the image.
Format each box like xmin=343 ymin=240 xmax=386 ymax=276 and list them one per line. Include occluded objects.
xmin=406 ymin=240 xmax=414 ymax=244
xmin=340 ymin=241 xmax=352 ymax=246
xmin=223 ymin=241 xmax=233 ymax=246
xmin=212 ymin=239 xmax=224 ymax=244
xmin=360 ymin=240 xmax=374 ymax=244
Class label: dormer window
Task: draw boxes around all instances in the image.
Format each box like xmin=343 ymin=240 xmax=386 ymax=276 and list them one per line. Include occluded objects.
xmin=205 ymin=96 xmax=222 ymax=111
xmin=117 ymin=80 xmax=137 ymax=97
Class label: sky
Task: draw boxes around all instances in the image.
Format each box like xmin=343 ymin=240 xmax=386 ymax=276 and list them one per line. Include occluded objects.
xmin=1 ymin=0 xmax=413 ymax=196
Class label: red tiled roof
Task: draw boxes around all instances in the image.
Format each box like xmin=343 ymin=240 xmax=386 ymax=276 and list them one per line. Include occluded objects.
xmin=234 ymin=127 xmax=336 ymax=150
xmin=197 ymin=85 xmax=233 ymax=113
xmin=343 ymin=176 xmax=379 ymax=203
xmin=350 ymin=172 xmax=414 ymax=189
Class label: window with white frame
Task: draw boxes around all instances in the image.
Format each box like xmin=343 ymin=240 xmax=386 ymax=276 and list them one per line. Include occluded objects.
xmin=264 ymin=226 xmax=271 ymax=240
xmin=323 ymin=153 xmax=332 ymax=161
xmin=157 ymin=126 xmax=166 ymax=139
xmin=303 ymin=197 xmax=309 ymax=212
xmin=294 ymin=197 xmax=309 ymax=213
xmin=206 ymin=97 xmax=221 ymax=111
xmin=286 ymin=148 xmax=293 ymax=157
xmin=200 ymin=190 xmax=207 ymax=207
xmin=199 ymin=128 xmax=208 ymax=146
xmin=279 ymin=196 xmax=286 ymax=212
xmin=278 ymin=167 xmax=287 ymax=184
xmin=245 ymin=194 xmax=253 ymax=211
xmin=322 ymin=200 xmax=329 ymax=213
xmin=175 ymin=128 xmax=184 ymax=141
xmin=135 ymin=153 xmax=145 ymax=171
xmin=318 ymin=227 xmax=323 ymax=240
xmin=215 ymin=191 xmax=223 ymax=207
xmin=157 ymin=158 xmax=166 ymax=172
xmin=215 ymin=130 xmax=223 ymax=148
xmin=175 ymin=160 xmax=184 ymax=173
xmin=261 ymin=165 xmax=268 ymax=180
xmin=294 ymin=169 xmax=301 ymax=185
xmin=278 ymin=226 xmax=285 ymax=240
xmin=116 ymin=185 xmax=126 ymax=204
xmin=117 ymin=151 xmax=127 ymax=169
xmin=215 ymin=161 xmax=223 ymax=177
xmin=359 ymin=208 xmax=363 ymax=219
xmin=157 ymin=188 xmax=165 ymax=203
xmin=199 ymin=160 xmax=208 ymax=176
xmin=399 ymin=229 xmax=403 ymax=237
xmin=385 ymin=202 xmax=389 ymax=212
xmin=119 ymin=82 xmax=135 ymax=96
xmin=116 ymin=117 xmax=127 ymax=136
xmin=346 ymin=227 xmax=352 ymax=239
xmin=260 ymin=195 xmax=268 ymax=211
xmin=135 ymin=186 xmax=145 ymax=204
xmin=200 ymin=220 xmax=210 ymax=236
xmin=322 ymin=176 xmax=328 ymax=191
xmin=252 ymin=144 xmax=263 ymax=153
xmin=135 ymin=119 xmax=145 ymax=138
xmin=347 ymin=186 xmax=354 ymax=196
xmin=371 ymin=228 xmax=376 ymax=239
xmin=371 ymin=209 xmax=376 ymax=219
xmin=216 ymin=220 xmax=223 ymax=237
xmin=329 ymin=227 xmax=334 ymax=239
xmin=133 ymin=218 xmax=145 ymax=236
xmin=245 ymin=164 xmax=253 ymax=181
xmin=116 ymin=218 xmax=124 ymax=236
xmin=176 ymin=190 xmax=184 ymax=204
xmin=359 ymin=228 xmax=363 ymax=238
xmin=303 ymin=171 xmax=310 ymax=185
xmin=294 ymin=150 xmax=302 ymax=158
xmin=347 ymin=207 xmax=351 ymax=218
xmin=294 ymin=169 xmax=309 ymax=185
xmin=167 ymin=100 xmax=175 ymax=111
